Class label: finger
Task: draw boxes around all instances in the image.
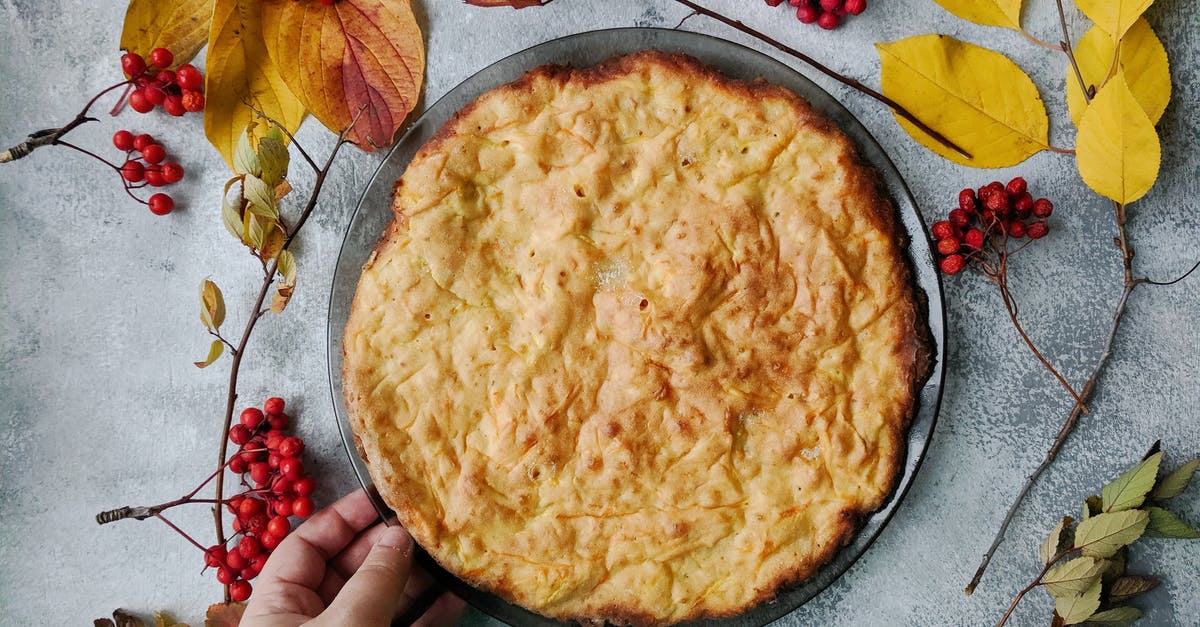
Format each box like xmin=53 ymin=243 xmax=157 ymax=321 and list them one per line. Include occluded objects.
xmin=323 ymin=525 xmax=415 ymax=625
xmin=257 ymin=488 xmax=383 ymax=590
xmin=411 ymin=592 xmax=467 ymax=627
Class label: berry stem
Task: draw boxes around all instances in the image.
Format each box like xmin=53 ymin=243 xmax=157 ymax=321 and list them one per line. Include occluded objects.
xmin=993 ymin=275 xmax=1088 ymax=410
xmin=1046 ymin=145 xmax=1075 ymax=155
xmin=0 ymin=80 xmax=129 ymax=164
xmin=666 ymin=0 xmax=974 ymax=160
xmin=52 ymin=140 xmax=122 ymax=170
xmin=155 ymin=512 xmax=208 ymax=552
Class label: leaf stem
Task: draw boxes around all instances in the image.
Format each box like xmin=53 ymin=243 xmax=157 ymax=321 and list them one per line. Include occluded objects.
xmin=996 ymin=548 xmax=1074 ymax=627
xmin=1046 ymin=145 xmax=1076 ymax=155
xmin=666 ymin=0 xmax=973 ymax=160
xmin=1019 ymin=28 xmax=1062 ymax=51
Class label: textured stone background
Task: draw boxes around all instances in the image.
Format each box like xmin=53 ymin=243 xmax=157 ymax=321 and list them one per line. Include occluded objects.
xmin=0 ymin=1 xmax=1197 ymax=625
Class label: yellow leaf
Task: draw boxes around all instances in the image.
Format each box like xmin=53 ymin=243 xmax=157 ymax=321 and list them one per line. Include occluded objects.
xmin=930 ymin=0 xmax=1022 ymax=29
xmin=120 ymin=0 xmax=215 ymax=68
xmin=261 ymin=0 xmax=425 ymax=150
xmin=877 ymin=35 xmax=1049 ymax=167
xmin=1066 ymin=18 xmax=1171 ymax=125
xmin=205 ymin=0 xmax=306 ymax=170
xmin=1076 ymin=71 xmax=1161 ymax=204
xmin=1074 ymin=0 xmax=1155 ymax=39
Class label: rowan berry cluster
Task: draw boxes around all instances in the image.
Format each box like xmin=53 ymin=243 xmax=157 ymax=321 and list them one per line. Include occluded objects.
xmin=111 ymin=130 xmax=185 ymax=215
xmin=205 ymin=396 xmax=317 ymax=602
xmin=120 ymin=48 xmax=206 ymax=116
xmin=764 ymin=0 xmax=867 ymax=30
xmin=933 ymin=177 xmax=1055 ymax=275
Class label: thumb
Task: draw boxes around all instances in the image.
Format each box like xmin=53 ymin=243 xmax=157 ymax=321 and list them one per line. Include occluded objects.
xmin=323 ymin=525 xmax=415 ymax=626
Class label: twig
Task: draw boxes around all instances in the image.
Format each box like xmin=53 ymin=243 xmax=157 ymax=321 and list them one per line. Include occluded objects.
xmin=996 ymin=548 xmax=1073 ymax=627
xmin=667 ymin=0 xmax=973 ymax=160
xmin=1139 ymin=258 xmax=1200 ymax=286
xmin=994 ymin=275 xmax=1088 ymax=410
xmin=0 ymin=81 xmax=128 ymax=163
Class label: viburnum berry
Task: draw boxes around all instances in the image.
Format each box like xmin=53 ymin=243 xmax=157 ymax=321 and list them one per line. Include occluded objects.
xmin=216 ymin=566 xmax=237 ymax=585
xmin=1033 ymin=198 xmax=1054 ymax=218
xmin=160 ymin=162 xmax=184 ymax=184
xmin=1027 ymin=221 xmax=1049 ymax=239
xmin=112 ymin=130 xmax=135 ymax=151
xmin=148 ymin=193 xmax=174 ymax=215
xmin=931 ymin=220 xmax=955 ymax=241
xmin=144 ymin=165 xmax=165 ymax=187
xmin=229 ymin=424 xmax=252 ymax=446
xmin=280 ymin=457 xmax=304 ymax=481
xmin=149 ymin=47 xmax=174 ymax=69
xmin=241 ymin=407 xmax=266 ymax=429
xmin=274 ymin=497 xmax=294 ymax=517
xmin=140 ymin=143 xmax=166 ymax=165
xmin=984 ymin=189 xmax=1009 ymax=212
xmin=182 ymin=91 xmax=206 ymax=113
xmin=229 ymin=456 xmax=249 ymax=474
xmin=238 ymin=536 xmax=263 ymax=559
xmin=819 ymin=0 xmax=839 ymax=10
xmin=250 ymin=462 xmax=272 ymax=485
xmin=241 ymin=563 xmax=262 ymax=581
xmin=1006 ymin=177 xmax=1027 ymax=197
xmin=937 ymin=237 xmax=961 ymax=255
xmin=264 ymin=397 xmax=286 ymax=415
xmin=121 ymin=52 xmax=147 ymax=77
xmin=279 ymin=437 xmax=305 ymax=458
xmin=229 ymin=580 xmax=252 ymax=603
xmin=796 ymin=5 xmax=819 ymax=23
xmin=964 ymin=229 xmax=984 ymax=250
xmin=163 ymin=94 xmax=186 ymax=117
xmin=133 ymin=134 xmax=156 ymax=151
xmin=843 ymin=0 xmax=867 ymax=14
xmin=958 ymin=188 xmax=977 ymax=213
xmin=225 ymin=549 xmax=248 ymax=571
xmin=267 ymin=516 xmax=291 ymax=538
xmin=765 ymin=0 xmax=785 ymax=5
xmin=817 ymin=11 xmax=840 ymax=29
xmin=294 ymin=476 xmax=315 ymax=496
xmin=268 ymin=413 xmax=290 ymax=431
xmin=260 ymin=532 xmax=282 ymax=551
xmin=128 ymin=90 xmax=154 ymax=113
xmin=939 ymin=254 xmax=965 ymax=275
xmin=1014 ymin=193 xmax=1034 ymax=218
xmin=292 ymin=496 xmax=315 ymax=518
xmin=948 ymin=208 xmax=970 ymax=228
xmin=143 ymin=84 xmax=167 ymax=107
xmin=205 ymin=546 xmax=227 ymax=568
xmin=176 ymin=64 xmax=204 ymax=90
xmin=121 ymin=161 xmax=145 ymax=182
xmin=155 ymin=69 xmax=176 ymax=85
xmin=1007 ymin=220 xmax=1027 ymax=238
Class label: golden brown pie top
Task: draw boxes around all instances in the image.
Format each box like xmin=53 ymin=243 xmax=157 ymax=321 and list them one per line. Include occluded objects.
xmin=343 ymin=51 xmax=929 ymax=625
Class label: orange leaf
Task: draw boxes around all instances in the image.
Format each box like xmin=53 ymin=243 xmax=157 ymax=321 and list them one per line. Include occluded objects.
xmin=465 ymin=0 xmax=551 ymax=7
xmin=261 ymin=0 xmax=426 ymax=150
xmin=204 ymin=603 xmax=245 ymax=627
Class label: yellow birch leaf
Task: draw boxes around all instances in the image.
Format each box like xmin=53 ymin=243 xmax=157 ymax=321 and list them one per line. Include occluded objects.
xmin=1076 ymin=71 xmax=1161 ymax=204
xmin=1066 ymin=18 xmax=1171 ymax=125
xmin=930 ymin=0 xmax=1022 ymax=30
xmin=877 ymin=35 xmax=1049 ymax=167
xmin=120 ymin=0 xmax=215 ymax=68
xmin=260 ymin=0 xmax=425 ymax=150
xmin=1074 ymin=0 xmax=1155 ymax=39
xmin=205 ymin=0 xmax=306 ymax=170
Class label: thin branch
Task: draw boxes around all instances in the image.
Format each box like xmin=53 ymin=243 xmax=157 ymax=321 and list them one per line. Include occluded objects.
xmin=667 ymin=0 xmax=973 ymax=160
xmin=996 ymin=548 xmax=1074 ymax=626
xmin=245 ymin=102 xmax=319 ymax=173
xmin=994 ymin=276 xmax=1088 ymax=410
xmin=1 ymin=80 xmax=128 ymax=163
xmin=1019 ymin=28 xmax=1061 ymax=51
xmin=1046 ymin=145 xmax=1076 ymax=155
xmin=156 ymin=513 xmax=207 ymax=552
xmin=1139 ymin=258 xmax=1200 ymax=287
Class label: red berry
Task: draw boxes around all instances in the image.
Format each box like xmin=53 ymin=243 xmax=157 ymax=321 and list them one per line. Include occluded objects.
xmin=149 ymin=47 xmax=174 ymax=69
xmin=958 ymin=189 xmax=977 ymax=213
xmin=766 ymin=0 xmax=785 ymax=5
xmin=267 ymin=516 xmax=291 ymax=538
xmin=984 ymin=189 xmax=1009 ymax=212
xmin=264 ymin=397 xmax=286 ymax=415
xmin=948 ymin=208 xmax=970 ymax=228
xmin=128 ymin=90 xmax=154 ymax=113
xmin=1008 ymin=220 xmax=1027 ymax=238
xmin=120 ymin=161 xmax=145 ymax=182
xmin=1014 ymin=193 xmax=1034 ymax=218
xmin=133 ymin=134 xmax=156 ymax=151
xmin=796 ymin=5 xmax=819 ymax=22
xmin=205 ymin=545 xmax=227 ymax=568
xmin=268 ymin=452 xmax=283 ymax=470
xmin=112 ymin=130 xmax=135 ymax=151
xmin=293 ymin=477 xmax=315 ymax=496
xmin=274 ymin=497 xmax=294 ymax=517
xmin=177 ymin=64 xmax=204 ymax=91
xmin=246 ymin=513 xmax=270 ymax=535
xmin=268 ymin=413 xmax=290 ymax=431
xmin=155 ymin=70 xmax=176 ymax=85
xmin=143 ymin=84 xmax=167 ymax=106
xmin=140 ymin=143 xmax=166 ymax=164
xmin=226 ymin=550 xmax=248 ymax=571
xmin=292 ymin=496 xmax=315 ymax=518
xmin=240 ymin=564 xmax=261 ymax=581
xmin=251 ymin=555 xmax=269 ymax=573
xmin=819 ymin=0 xmax=840 ymax=10
xmin=1033 ymin=198 xmax=1054 ymax=218
xmin=987 ymin=181 xmax=1004 ymax=192
xmin=238 ymin=536 xmax=263 ymax=559
xmin=280 ymin=457 xmax=304 ymax=481
xmin=265 ymin=431 xmax=286 ymax=450
xmin=1006 ymin=177 xmax=1028 ymax=197
xmin=279 ymin=437 xmax=305 ymax=458
xmin=163 ymin=94 xmax=186 ymax=117
xmin=229 ymin=424 xmax=252 ymax=446
xmin=216 ymin=566 xmax=237 ymax=585
xmin=260 ymin=531 xmax=282 ymax=551
xmin=143 ymin=165 xmax=165 ymax=187
xmin=229 ymin=580 xmax=252 ymax=603
xmin=182 ymin=90 xmax=206 ymax=113
xmin=937 ymin=237 xmax=961 ymax=255
xmin=239 ymin=497 xmax=265 ymax=517
xmin=241 ymin=407 xmax=265 ymax=429
xmin=148 ymin=193 xmax=174 ymax=216
xmin=817 ymin=10 xmax=839 ymax=29
xmin=964 ymin=229 xmax=984 ymax=250
xmin=939 ymin=254 xmax=966 ymax=275
xmin=250 ymin=462 xmax=272 ymax=485
xmin=1027 ymin=221 xmax=1049 ymax=239
xmin=121 ymin=52 xmax=147 ymax=77
xmin=931 ymin=220 xmax=955 ymax=240
xmin=272 ymin=478 xmax=293 ymax=496
xmin=843 ymin=0 xmax=866 ymax=14
xmin=160 ymin=162 xmax=184 ymax=184
xmin=229 ymin=456 xmax=249 ymax=474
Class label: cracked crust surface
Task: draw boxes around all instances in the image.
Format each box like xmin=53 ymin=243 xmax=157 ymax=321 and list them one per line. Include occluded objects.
xmin=343 ymin=51 xmax=929 ymax=625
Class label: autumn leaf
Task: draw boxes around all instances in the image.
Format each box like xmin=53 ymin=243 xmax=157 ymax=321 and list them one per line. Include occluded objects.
xmin=1066 ymin=18 xmax=1171 ymax=125
xmin=200 ymin=278 xmax=226 ymax=331
xmin=1073 ymin=509 xmax=1149 ymax=558
xmin=930 ymin=0 xmax=1022 ymax=30
xmin=465 ymin=0 xmax=551 ymax=7
xmin=1042 ymin=556 xmax=1105 ymax=597
xmin=1076 ymin=71 xmax=1161 ymax=204
xmin=120 ymin=0 xmax=215 ymax=68
xmin=195 ymin=339 xmax=225 ymax=368
xmin=1152 ymin=458 xmax=1199 ymax=500
xmin=1102 ymin=451 xmax=1161 ymax=512
xmin=1074 ymin=0 xmax=1155 ymax=40
xmin=205 ymin=602 xmax=245 ymax=627
xmin=1143 ymin=506 xmax=1200 ymax=538
xmin=1108 ymin=575 xmax=1159 ymax=604
xmin=1054 ymin=577 xmax=1101 ymax=625
xmin=1085 ymin=607 xmax=1142 ymax=625
xmin=261 ymin=0 xmax=425 ymax=150
xmin=1041 ymin=516 xmax=1073 ymax=565
xmin=205 ymin=0 xmax=306 ymax=170
xmin=877 ymin=35 xmax=1049 ymax=167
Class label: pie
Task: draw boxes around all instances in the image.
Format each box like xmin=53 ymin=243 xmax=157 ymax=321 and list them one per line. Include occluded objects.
xmin=343 ymin=51 xmax=931 ymax=625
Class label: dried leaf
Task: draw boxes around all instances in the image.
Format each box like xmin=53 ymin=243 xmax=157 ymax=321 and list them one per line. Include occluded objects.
xmin=1042 ymin=516 xmax=1073 ymax=565
xmin=1109 ymin=575 xmax=1159 ymax=604
xmin=1074 ymin=509 xmax=1149 ymax=558
xmin=270 ymin=282 xmax=295 ymax=314
xmin=221 ymin=198 xmax=245 ymax=241
xmin=261 ymin=0 xmax=425 ymax=150
xmin=120 ymin=0 xmax=214 ymax=68
xmin=96 ymin=621 xmax=116 ymax=627
xmin=194 ymin=339 xmax=225 ymax=368
xmin=200 ymin=279 xmax=226 ymax=330
xmin=1043 ymin=556 xmax=1105 ymax=597
xmin=204 ymin=602 xmax=245 ymax=627
xmin=273 ymin=179 xmax=293 ymax=202
xmin=1103 ymin=451 xmax=1162 ymax=512
xmin=260 ymin=225 xmax=286 ymax=262
xmin=1055 ymin=576 xmax=1101 ymax=624
xmin=205 ymin=0 xmax=306 ymax=170
xmin=1066 ymin=18 xmax=1171 ymax=125
xmin=242 ymin=175 xmax=279 ymax=221
xmin=257 ymin=129 xmax=290 ymax=188
xmin=1085 ymin=606 xmax=1142 ymax=625
xmin=277 ymin=250 xmax=297 ymax=284
xmin=1076 ymin=71 xmax=1161 ymax=204
xmin=1099 ymin=548 xmax=1127 ymax=582
xmin=1051 ymin=614 xmax=1066 ymax=627
xmin=1152 ymin=458 xmax=1199 ymax=500
xmin=465 ymin=0 xmax=550 ymax=7
xmin=930 ymin=0 xmax=1022 ymax=29
xmin=1143 ymin=506 xmax=1200 ymax=539
xmin=876 ymin=35 xmax=1049 ymax=167
xmin=113 ymin=610 xmax=146 ymax=627
xmin=1073 ymin=0 xmax=1155 ymax=40
xmin=154 ymin=611 xmax=189 ymax=627
xmin=232 ymin=126 xmax=261 ymax=177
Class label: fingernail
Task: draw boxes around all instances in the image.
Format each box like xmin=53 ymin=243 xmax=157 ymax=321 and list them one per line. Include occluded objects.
xmin=379 ymin=526 xmax=413 ymax=552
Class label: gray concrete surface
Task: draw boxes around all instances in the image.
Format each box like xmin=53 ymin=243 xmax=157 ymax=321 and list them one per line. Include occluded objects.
xmin=1 ymin=1 xmax=1196 ymax=625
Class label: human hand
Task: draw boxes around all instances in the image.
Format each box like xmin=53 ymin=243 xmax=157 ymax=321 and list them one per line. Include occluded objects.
xmin=241 ymin=488 xmax=465 ymax=627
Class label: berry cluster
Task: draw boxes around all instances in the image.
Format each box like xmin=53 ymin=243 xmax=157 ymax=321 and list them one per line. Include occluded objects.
xmin=205 ymin=396 xmax=316 ymax=602
xmin=111 ymin=130 xmax=185 ymax=215
xmin=933 ymin=177 xmax=1055 ymax=275
xmin=120 ymin=48 xmax=205 ymax=116
xmin=764 ymin=0 xmax=867 ymax=30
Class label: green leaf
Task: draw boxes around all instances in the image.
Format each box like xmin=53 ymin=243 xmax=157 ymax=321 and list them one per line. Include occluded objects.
xmin=199 ymin=279 xmax=225 ymax=330
xmin=1084 ymin=606 xmax=1142 ymax=625
xmin=232 ymin=126 xmax=261 ymax=177
xmin=1108 ymin=575 xmax=1159 ymax=604
xmin=1042 ymin=516 xmax=1074 ymax=565
xmin=256 ymin=130 xmax=289 ymax=187
xmin=1083 ymin=496 xmax=1103 ymax=520
xmin=1043 ymin=557 xmax=1105 ymax=597
xmin=1102 ymin=452 xmax=1162 ymax=512
xmin=1055 ymin=576 xmax=1101 ymax=624
xmin=194 ymin=339 xmax=224 ymax=368
xmin=276 ymin=250 xmax=296 ymax=284
xmin=1152 ymin=459 xmax=1199 ymax=500
xmin=242 ymin=175 xmax=279 ymax=220
xmin=220 ymin=176 xmax=245 ymax=241
xmin=1143 ymin=506 xmax=1200 ymax=539
xmin=1074 ymin=510 xmax=1149 ymax=558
